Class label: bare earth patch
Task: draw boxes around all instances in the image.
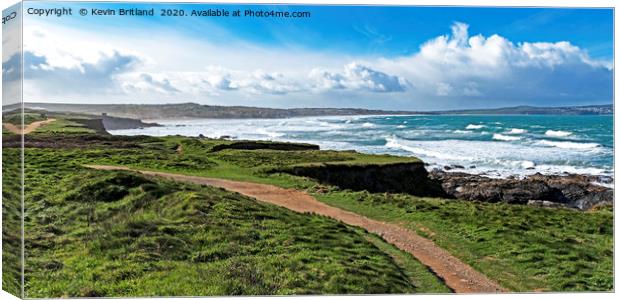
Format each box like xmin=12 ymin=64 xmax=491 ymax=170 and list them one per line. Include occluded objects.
xmin=3 ymin=118 xmax=57 ymax=134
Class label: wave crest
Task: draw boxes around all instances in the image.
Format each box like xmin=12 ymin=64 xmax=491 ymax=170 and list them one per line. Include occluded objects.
xmin=493 ymin=134 xmax=521 ymax=141
xmin=545 ymin=130 xmax=572 ymax=137
xmin=537 ymin=140 xmax=599 ymax=149
xmin=507 ymin=128 xmax=527 ymax=134
xmin=465 ymin=124 xmax=485 ymax=129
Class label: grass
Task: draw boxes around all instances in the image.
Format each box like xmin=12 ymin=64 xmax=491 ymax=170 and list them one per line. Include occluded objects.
xmin=362 ymin=232 xmax=451 ymax=293
xmin=31 ymin=118 xmax=95 ymax=134
xmin=2 ymin=147 xmax=22 ymax=298
xmin=2 ymin=112 xmax=48 ymax=125
xmin=3 ymin=115 xmax=614 ymax=294
xmin=312 ymin=190 xmax=613 ymax=292
xmin=6 ymin=141 xmax=448 ymax=297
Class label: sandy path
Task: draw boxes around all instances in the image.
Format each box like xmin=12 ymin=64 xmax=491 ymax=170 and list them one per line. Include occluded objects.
xmin=87 ymin=165 xmax=506 ymax=293
xmin=2 ymin=119 xmax=56 ymax=134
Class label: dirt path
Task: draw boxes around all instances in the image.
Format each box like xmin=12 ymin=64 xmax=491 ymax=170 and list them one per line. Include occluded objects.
xmin=87 ymin=165 xmax=506 ymax=293
xmin=2 ymin=118 xmax=56 ymax=134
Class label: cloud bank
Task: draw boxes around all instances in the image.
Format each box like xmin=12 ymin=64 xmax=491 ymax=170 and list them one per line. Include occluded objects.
xmin=10 ymin=22 xmax=612 ymax=109
xmin=381 ymin=22 xmax=612 ymax=104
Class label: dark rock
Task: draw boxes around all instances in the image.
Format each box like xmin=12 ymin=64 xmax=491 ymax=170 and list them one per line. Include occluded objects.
xmin=428 ymin=170 xmax=613 ymax=210
xmin=210 ymin=141 xmax=318 ymax=152
xmin=596 ymin=176 xmax=614 ymax=184
xmin=101 ymin=115 xmax=160 ymax=131
xmin=281 ymin=162 xmax=447 ymax=198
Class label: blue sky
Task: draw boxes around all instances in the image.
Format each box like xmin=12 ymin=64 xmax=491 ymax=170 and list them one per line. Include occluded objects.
xmin=5 ymin=2 xmax=614 ymax=110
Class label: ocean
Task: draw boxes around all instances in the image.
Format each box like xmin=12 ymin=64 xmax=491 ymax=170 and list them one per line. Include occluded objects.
xmin=109 ymin=115 xmax=613 ymax=179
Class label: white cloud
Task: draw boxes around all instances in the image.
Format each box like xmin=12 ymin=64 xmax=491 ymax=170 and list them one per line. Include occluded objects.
xmin=2 ymin=7 xmax=23 ymax=105
xmin=377 ymin=21 xmax=612 ymax=105
xmin=116 ymin=63 xmax=407 ymax=98
xmin=117 ymin=67 xmax=302 ymax=97
xmin=122 ymin=73 xmax=179 ymax=94
xmin=18 ymin=26 xmax=144 ymax=99
xmin=241 ymin=70 xmax=301 ymax=95
xmin=309 ymin=62 xmax=409 ymax=93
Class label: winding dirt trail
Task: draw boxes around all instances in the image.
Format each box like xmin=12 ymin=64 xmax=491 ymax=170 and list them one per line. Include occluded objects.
xmin=87 ymin=165 xmax=506 ymax=293
xmin=2 ymin=118 xmax=56 ymax=134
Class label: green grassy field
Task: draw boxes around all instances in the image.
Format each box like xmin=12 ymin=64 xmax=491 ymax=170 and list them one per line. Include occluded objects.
xmin=3 ymin=131 xmax=449 ymax=296
xmin=2 ymin=112 xmax=48 ymax=125
xmin=12 ymin=149 xmax=451 ymax=297
xmin=314 ymin=190 xmax=613 ymax=292
xmin=2 ymin=145 xmax=22 ymax=298
xmin=2 ymin=115 xmax=614 ymax=295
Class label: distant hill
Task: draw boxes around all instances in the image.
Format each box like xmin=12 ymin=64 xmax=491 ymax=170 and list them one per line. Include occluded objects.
xmin=2 ymin=102 xmax=612 ymax=120
xmin=429 ymin=104 xmax=613 ymax=115
xmin=10 ymin=103 xmax=416 ymax=120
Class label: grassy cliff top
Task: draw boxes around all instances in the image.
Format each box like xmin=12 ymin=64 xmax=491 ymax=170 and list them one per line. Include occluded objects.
xmin=6 ymin=146 xmax=447 ymax=297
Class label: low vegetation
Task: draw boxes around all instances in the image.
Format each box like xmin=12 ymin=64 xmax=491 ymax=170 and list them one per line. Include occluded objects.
xmin=2 ymin=112 xmax=48 ymax=126
xmin=313 ymin=190 xmax=613 ymax=292
xmin=2 ymin=147 xmax=22 ymax=298
xmin=11 ymin=150 xmax=452 ymax=297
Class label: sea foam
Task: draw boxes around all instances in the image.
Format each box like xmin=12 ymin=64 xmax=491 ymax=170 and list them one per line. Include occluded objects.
xmin=465 ymin=124 xmax=485 ymax=129
xmin=545 ymin=130 xmax=572 ymax=137
xmin=493 ymin=134 xmax=521 ymax=141
xmin=453 ymin=130 xmax=472 ymax=134
xmin=537 ymin=140 xmax=599 ymax=150
xmin=507 ymin=128 xmax=527 ymax=134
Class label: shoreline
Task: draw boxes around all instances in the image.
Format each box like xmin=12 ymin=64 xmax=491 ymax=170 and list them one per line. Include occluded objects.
xmin=105 ymin=128 xmax=615 ymax=186
xmin=107 ymin=114 xmax=613 ymax=183
xmin=106 ymin=130 xmax=616 ymax=210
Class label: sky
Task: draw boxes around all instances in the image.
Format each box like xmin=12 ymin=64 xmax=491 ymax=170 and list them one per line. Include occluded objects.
xmin=2 ymin=2 xmax=614 ymax=110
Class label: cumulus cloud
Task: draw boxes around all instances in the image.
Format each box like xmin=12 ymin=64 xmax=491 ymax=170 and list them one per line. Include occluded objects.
xmin=2 ymin=9 xmax=23 ymax=105
xmin=19 ymin=27 xmax=144 ymax=99
xmin=240 ymin=70 xmax=301 ymax=95
xmin=122 ymin=73 xmax=179 ymax=94
xmin=379 ymin=22 xmax=612 ymax=105
xmin=22 ymin=49 xmax=143 ymax=97
xmin=117 ymin=62 xmax=407 ymax=98
xmin=309 ymin=62 xmax=409 ymax=92
xmin=2 ymin=53 xmax=22 ymax=82
xmin=118 ymin=67 xmax=302 ymax=97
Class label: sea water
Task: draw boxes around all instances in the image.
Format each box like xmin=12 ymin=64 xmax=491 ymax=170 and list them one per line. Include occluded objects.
xmin=110 ymin=115 xmax=613 ymax=179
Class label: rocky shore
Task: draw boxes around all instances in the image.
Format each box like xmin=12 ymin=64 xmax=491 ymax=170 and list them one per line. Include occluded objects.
xmin=429 ymin=169 xmax=613 ymax=210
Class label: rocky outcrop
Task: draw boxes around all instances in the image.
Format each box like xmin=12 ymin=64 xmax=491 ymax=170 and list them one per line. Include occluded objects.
xmin=101 ymin=115 xmax=160 ymax=131
xmin=210 ymin=141 xmax=319 ymax=152
xmin=429 ymin=170 xmax=613 ymax=210
xmin=283 ymin=162 xmax=447 ymax=197
xmin=69 ymin=118 xmax=109 ymax=135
